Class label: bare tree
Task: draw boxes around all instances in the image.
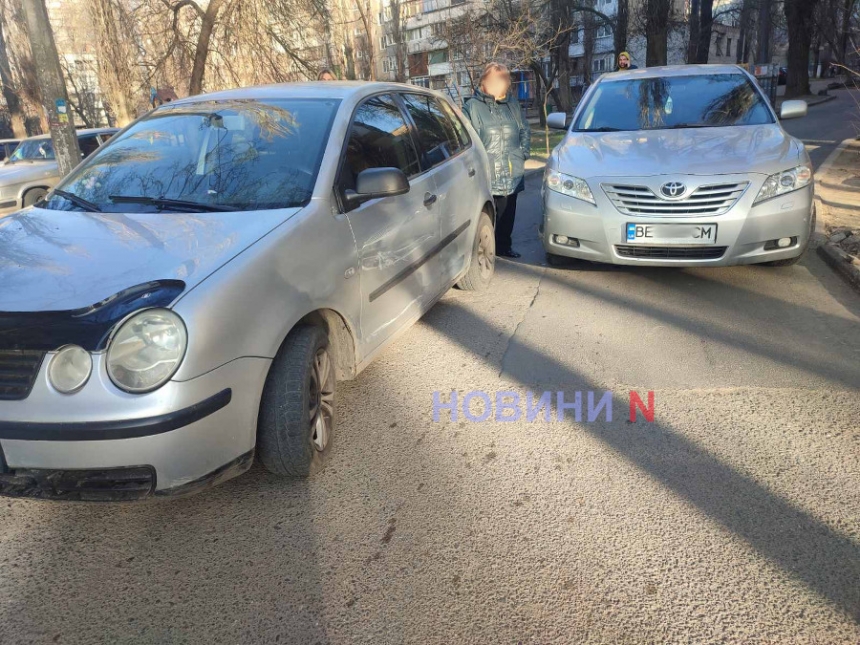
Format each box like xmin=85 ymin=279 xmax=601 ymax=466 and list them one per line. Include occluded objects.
xmin=0 ymin=1 xmax=26 ymax=137
xmin=88 ymin=0 xmax=139 ymax=125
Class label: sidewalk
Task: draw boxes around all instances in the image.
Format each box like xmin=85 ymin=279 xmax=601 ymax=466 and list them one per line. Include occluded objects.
xmin=776 ymin=75 xmax=846 ymax=109
xmin=815 ymin=138 xmax=860 ymax=289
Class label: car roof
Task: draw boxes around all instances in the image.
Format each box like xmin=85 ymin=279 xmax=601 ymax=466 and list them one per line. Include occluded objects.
xmin=25 ymin=127 xmax=119 ymax=141
xmin=169 ymin=81 xmax=438 ymax=106
xmin=600 ymin=64 xmax=749 ymax=82
xmin=0 ymin=138 xmax=19 ymax=144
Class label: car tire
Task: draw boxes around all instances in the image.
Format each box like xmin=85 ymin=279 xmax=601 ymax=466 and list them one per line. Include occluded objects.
xmin=22 ymin=187 xmax=47 ymax=207
xmin=456 ymin=211 xmax=495 ymax=291
xmin=763 ymin=206 xmax=815 ymax=267
xmin=258 ymin=325 xmax=335 ymax=477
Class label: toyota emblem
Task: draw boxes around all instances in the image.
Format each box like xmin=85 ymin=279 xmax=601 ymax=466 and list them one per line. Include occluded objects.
xmin=660 ymin=182 xmax=686 ymax=199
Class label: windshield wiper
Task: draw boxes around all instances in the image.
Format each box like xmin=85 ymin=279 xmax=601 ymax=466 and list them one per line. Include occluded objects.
xmin=108 ymin=195 xmax=232 ymax=212
xmin=662 ymin=123 xmax=717 ymax=129
xmin=52 ymin=189 xmax=101 ymax=212
xmin=573 ymin=126 xmax=625 ymax=132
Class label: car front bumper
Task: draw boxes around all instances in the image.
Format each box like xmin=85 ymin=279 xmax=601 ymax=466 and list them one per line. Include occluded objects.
xmin=0 ymin=355 xmax=271 ymax=500
xmin=541 ymin=175 xmax=814 ymax=267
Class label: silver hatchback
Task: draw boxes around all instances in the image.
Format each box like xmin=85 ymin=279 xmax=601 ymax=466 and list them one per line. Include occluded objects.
xmin=542 ymin=65 xmax=814 ymax=267
xmin=0 ymin=83 xmax=495 ymax=500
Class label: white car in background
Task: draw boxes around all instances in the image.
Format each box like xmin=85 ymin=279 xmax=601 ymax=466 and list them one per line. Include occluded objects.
xmin=0 ymin=128 xmax=117 ymax=216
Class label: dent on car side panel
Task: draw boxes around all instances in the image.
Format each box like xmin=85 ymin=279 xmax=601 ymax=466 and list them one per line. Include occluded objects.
xmin=171 ymin=201 xmax=361 ymax=381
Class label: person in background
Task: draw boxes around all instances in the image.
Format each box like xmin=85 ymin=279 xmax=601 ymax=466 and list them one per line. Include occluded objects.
xmin=462 ymin=62 xmax=530 ymax=259
xmin=318 ymin=69 xmax=336 ymax=81
xmin=616 ymin=51 xmax=638 ymax=71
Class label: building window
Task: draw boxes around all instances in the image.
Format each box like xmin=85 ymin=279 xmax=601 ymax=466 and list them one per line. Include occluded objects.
xmin=597 ymin=24 xmax=612 ymax=38
xmin=429 ymin=49 xmax=448 ymax=65
xmin=726 ymin=38 xmax=733 ymax=58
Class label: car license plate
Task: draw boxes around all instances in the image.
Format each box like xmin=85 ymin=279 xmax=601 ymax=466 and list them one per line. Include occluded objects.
xmin=625 ymin=223 xmax=718 ymax=245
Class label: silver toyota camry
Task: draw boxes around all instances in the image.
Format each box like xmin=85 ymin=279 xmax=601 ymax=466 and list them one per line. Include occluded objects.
xmin=542 ymin=65 xmax=814 ymax=267
xmin=0 ymin=83 xmax=495 ymax=500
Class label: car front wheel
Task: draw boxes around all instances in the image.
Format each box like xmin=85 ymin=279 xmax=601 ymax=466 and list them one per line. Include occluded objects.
xmin=456 ymin=211 xmax=495 ymax=291
xmin=258 ymin=325 xmax=335 ymax=477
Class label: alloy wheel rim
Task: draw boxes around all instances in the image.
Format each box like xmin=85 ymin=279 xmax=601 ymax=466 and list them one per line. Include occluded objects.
xmin=308 ymin=348 xmax=334 ymax=452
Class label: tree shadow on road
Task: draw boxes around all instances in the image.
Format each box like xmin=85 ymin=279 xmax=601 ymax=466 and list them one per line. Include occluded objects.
xmin=424 ymin=263 xmax=860 ymax=623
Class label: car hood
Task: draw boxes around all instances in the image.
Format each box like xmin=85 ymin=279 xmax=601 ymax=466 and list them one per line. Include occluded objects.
xmin=0 ymin=206 xmax=301 ymax=312
xmin=0 ymin=160 xmax=59 ymax=184
xmin=556 ymin=124 xmax=799 ymax=178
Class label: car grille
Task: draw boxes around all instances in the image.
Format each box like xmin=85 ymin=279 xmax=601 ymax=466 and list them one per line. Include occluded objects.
xmin=603 ymin=182 xmax=748 ymax=216
xmin=615 ymin=245 xmax=728 ymax=260
xmin=0 ymin=350 xmax=45 ymax=401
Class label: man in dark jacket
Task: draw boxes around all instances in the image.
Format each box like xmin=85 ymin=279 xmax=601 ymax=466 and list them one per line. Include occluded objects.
xmin=462 ymin=63 xmax=531 ymax=259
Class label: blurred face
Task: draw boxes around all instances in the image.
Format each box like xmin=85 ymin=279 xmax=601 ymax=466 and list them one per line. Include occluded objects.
xmin=319 ymin=72 xmax=335 ymax=81
xmin=482 ymin=70 xmax=511 ymax=99
xmin=618 ymin=54 xmax=630 ymax=69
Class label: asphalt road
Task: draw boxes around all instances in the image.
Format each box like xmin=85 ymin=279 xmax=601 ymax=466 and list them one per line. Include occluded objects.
xmin=1 ymin=103 xmax=860 ymax=645
xmin=781 ymin=88 xmax=860 ymax=169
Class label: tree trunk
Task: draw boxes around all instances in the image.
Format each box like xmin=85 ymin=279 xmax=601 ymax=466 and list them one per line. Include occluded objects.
xmin=554 ymin=36 xmax=571 ymax=112
xmin=757 ymin=0 xmax=771 ymax=63
xmin=688 ymin=0 xmax=700 ymax=63
xmin=583 ymin=8 xmax=595 ymax=84
xmin=0 ymin=11 xmax=26 ymax=138
xmin=20 ymin=0 xmax=81 ymax=176
xmin=839 ymin=0 xmax=856 ymax=64
xmin=614 ymin=0 xmax=629 ymax=58
xmin=645 ymin=0 xmax=671 ymax=66
xmin=736 ymin=0 xmax=749 ymax=64
xmin=90 ymin=0 xmax=134 ymax=126
xmin=188 ymin=0 xmax=226 ymax=96
xmin=784 ymin=0 xmax=820 ymax=97
xmin=695 ymin=0 xmax=714 ymax=63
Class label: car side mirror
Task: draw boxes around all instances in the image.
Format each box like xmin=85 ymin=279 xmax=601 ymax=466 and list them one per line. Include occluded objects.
xmin=345 ymin=167 xmax=410 ymax=205
xmin=780 ymin=100 xmax=808 ymax=120
xmin=546 ymin=112 xmax=568 ymax=130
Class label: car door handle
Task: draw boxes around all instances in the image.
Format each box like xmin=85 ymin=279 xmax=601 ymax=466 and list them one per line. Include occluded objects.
xmin=468 ymin=168 xmax=476 ymax=177
xmin=423 ymin=192 xmax=437 ymax=207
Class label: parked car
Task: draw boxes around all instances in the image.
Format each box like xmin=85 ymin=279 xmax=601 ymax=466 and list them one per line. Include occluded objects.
xmin=542 ymin=65 xmax=812 ymax=267
xmin=0 ymin=83 xmax=495 ymax=500
xmin=0 ymin=138 xmax=20 ymax=163
xmin=778 ymin=67 xmax=787 ymax=85
xmin=0 ymin=127 xmax=117 ymax=216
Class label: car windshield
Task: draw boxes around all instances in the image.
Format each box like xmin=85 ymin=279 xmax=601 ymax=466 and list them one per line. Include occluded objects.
xmin=573 ymin=73 xmax=774 ymax=132
xmin=8 ymin=139 xmax=55 ymax=162
xmin=44 ymin=98 xmax=339 ymax=212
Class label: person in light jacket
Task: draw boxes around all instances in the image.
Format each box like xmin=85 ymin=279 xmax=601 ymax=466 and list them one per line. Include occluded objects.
xmin=462 ymin=63 xmax=531 ymax=259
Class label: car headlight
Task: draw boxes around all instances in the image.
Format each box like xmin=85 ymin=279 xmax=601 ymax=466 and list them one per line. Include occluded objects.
xmin=545 ymin=169 xmax=595 ymax=205
xmin=754 ymin=164 xmax=812 ymax=204
xmin=49 ymin=345 xmax=92 ymax=394
xmin=107 ymin=309 xmax=187 ymax=393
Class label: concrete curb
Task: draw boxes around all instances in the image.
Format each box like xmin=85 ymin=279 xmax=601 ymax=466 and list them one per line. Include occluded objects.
xmin=817 ymin=243 xmax=860 ymax=293
xmin=807 ymin=94 xmax=837 ymax=108
xmin=813 ymin=136 xmax=855 ymax=235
